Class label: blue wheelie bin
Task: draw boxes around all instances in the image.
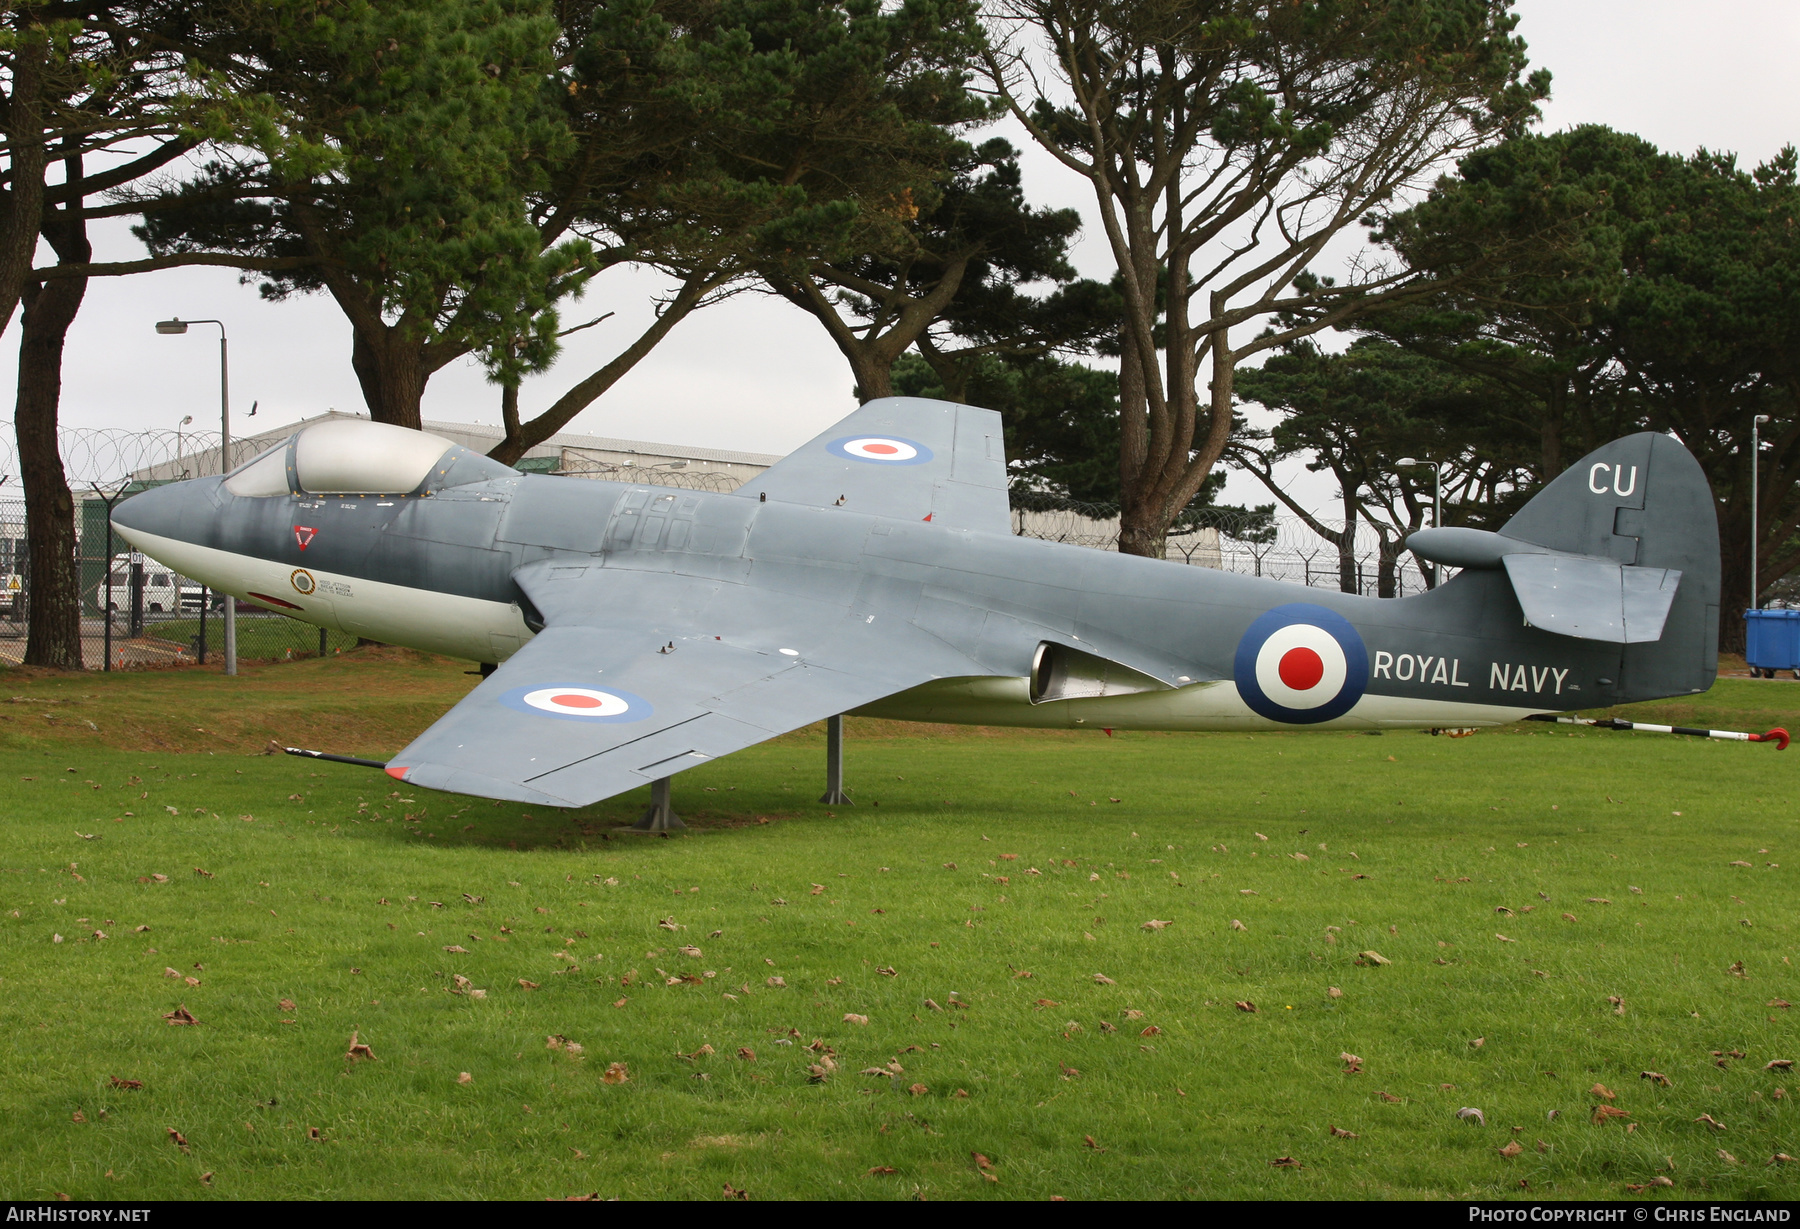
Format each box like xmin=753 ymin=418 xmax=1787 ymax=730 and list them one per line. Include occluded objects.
xmin=1745 ymin=608 xmax=1800 ymax=679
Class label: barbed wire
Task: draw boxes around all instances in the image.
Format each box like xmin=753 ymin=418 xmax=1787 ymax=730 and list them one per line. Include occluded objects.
xmin=0 ymin=421 xmax=267 ymax=489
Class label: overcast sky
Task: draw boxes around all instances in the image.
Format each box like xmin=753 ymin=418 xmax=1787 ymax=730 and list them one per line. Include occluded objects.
xmin=11 ymin=0 xmax=1800 ymax=511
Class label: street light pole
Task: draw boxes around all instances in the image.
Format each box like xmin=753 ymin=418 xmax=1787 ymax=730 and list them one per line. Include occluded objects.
xmin=156 ymin=317 xmax=235 ymax=675
xmin=1752 ymin=414 xmax=1770 ymax=612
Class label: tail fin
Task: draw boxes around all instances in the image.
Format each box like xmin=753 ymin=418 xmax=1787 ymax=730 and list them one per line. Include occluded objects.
xmin=1500 ymin=432 xmax=1720 ymax=700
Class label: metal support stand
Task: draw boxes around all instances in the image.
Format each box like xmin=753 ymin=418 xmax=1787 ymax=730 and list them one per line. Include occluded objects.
xmin=319 ymin=625 xmax=329 ymax=659
xmin=629 ymin=776 xmax=685 ymax=831
xmin=820 ymin=713 xmax=852 ymax=805
xmin=197 ymin=588 xmax=208 ymax=663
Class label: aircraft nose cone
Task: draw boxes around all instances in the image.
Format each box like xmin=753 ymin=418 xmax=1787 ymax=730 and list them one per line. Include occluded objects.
xmin=110 ymin=479 xmax=211 ymax=545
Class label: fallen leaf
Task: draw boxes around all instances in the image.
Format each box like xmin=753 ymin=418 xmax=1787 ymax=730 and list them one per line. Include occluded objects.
xmin=1695 ymin=1113 xmax=1726 ymax=1131
xmin=1230 ymin=919 xmax=1247 ymax=931
xmin=1357 ymin=951 xmax=1392 ymax=966
xmin=1234 ymin=1000 xmax=1257 ymax=1013
xmin=843 ymin=1013 xmax=869 ymax=1025
xmin=867 ymin=1166 xmax=897 ymax=1176
xmin=518 ymin=979 xmax=539 ymax=990
xmin=1719 ymin=1150 xmax=1740 ymax=1165
xmin=443 ymin=945 xmax=468 ymax=954
xmin=1591 ymin=1083 xmax=1617 ymax=1101
xmin=766 ymin=976 xmax=786 ymax=988
xmin=1455 ymin=1107 xmax=1485 ymax=1126
xmin=1328 ymin=986 xmax=1343 ymax=999
xmin=1608 ymin=995 xmax=1625 ymax=1015
xmin=109 ymin=1077 xmax=142 ymax=1091
xmin=737 ymin=1048 xmax=755 ymax=1062
xmin=457 ymin=1072 xmax=472 ymax=1085
xmin=163 ymin=1005 xmax=198 ymax=1026
xmin=1378 ymin=1091 xmax=1402 ymax=1103
xmin=1641 ymin=1071 xmax=1671 ymax=1087
xmin=1592 ymin=1105 xmax=1631 ymax=1125
xmin=1765 ymin=1059 xmax=1794 ymax=1071
xmin=908 ymin=1083 xmax=927 ymax=1096
xmin=1269 ymin=1156 xmax=1303 ymax=1168
xmin=1470 ymin=1037 xmax=1485 ymax=1049
xmin=278 ymin=998 xmax=297 ymax=1012
xmin=167 ymin=1127 xmax=189 ymax=1153
xmin=722 ymin=1183 xmax=748 ymax=1199
xmin=345 ymin=1031 xmax=376 ymax=1062
xmin=1142 ymin=919 xmax=1173 ymax=931
xmin=1329 ymin=1125 xmax=1358 ymax=1139
xmin=602 ymin=1062 xmax=629 ymax=1085
xmin=1495 ymin=933 xmax=1515 ymax=943
xmin=1499 ymin=1141 xmax=1523 ymax=1158
xmin=1772 ymin=1153 xmax=1796 ymax=1165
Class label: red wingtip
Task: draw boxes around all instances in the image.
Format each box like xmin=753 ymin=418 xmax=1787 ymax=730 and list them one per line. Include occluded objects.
xmin=1757 ymin=728 xmax=1790 ymax=750
xmin=1102 ymin=728 xmax=1113 ymax=737
xmin=384 ymin=765 xmax=409 ymax=780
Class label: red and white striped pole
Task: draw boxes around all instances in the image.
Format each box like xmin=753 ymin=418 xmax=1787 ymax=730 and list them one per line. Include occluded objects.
xmin=1528 ymin=714 xmax=1788 ymax=749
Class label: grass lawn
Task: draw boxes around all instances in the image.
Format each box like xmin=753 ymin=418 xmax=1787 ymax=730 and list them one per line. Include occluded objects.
xmin=1 ymin=650 xmax=1798 ymax=1200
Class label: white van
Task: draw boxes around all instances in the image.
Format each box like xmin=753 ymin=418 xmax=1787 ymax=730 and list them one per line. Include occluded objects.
xmin=100 ymin=552 xmax=199 ymax=614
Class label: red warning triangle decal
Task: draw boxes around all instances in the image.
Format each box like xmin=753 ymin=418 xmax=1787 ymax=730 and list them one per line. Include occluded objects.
xmin=293 ymin=525 xmax=318 ymax=551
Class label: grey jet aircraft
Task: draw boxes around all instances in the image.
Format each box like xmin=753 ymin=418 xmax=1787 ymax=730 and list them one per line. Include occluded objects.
xmin=109 ymin=399 xmax=1721 ymax=821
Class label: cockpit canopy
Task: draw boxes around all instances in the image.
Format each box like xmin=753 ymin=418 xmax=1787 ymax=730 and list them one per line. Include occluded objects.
xmin=224 ymin=419 xmax=515 ymax=497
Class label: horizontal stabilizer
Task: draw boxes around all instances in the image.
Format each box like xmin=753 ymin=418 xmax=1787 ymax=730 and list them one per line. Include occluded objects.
xmin=1502 ymin=553 xmax=1682 ymax=644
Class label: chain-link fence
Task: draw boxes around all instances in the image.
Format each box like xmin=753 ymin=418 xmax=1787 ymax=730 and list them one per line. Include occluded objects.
xmin=1009 ymin=500 xmax=1438 ymax=596
xmin=0 ymin=424 xmax=354 ymax=669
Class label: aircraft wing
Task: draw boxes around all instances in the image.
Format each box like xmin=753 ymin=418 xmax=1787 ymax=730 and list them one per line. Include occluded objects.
xmin=384 ymin=565 xmax=980 ymax=807
xmin=734 ymin=397 xmax=1011 ymax=532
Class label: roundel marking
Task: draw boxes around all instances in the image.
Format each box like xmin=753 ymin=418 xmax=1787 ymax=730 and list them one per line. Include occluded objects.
xmin=1232 ymin=603 xmax=1369 ymax=725
xmin=501 ymin=684 xmax=652 ymax=723
xmin=826 ymin=435 xmax=933 ymax=465
xmin=290 ymin=568 xmax=316 ymax=595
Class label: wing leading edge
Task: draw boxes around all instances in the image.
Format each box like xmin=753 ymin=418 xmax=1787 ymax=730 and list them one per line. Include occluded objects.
xmin=386 ymin=565 xmax=980 ymax=807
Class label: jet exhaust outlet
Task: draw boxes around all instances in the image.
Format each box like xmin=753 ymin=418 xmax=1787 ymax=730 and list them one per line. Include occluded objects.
xmin=1029 ymin=642 xmax=1166 ymax=704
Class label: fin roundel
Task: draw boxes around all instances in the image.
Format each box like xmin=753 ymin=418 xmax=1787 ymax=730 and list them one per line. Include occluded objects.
xmin=827 ymin=435 xmax=933 ymax=465
xmin=1233 ymin=604 xmax=1369 ymax=724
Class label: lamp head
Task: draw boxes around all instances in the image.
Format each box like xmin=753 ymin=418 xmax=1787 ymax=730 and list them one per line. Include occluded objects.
xmin=178 ymin=415 xmax=193 ymax=427
xmin=1755 ymin=415 xmax=1771 ymax=424
xmin=155 ymin=318 xmax=188 ymax=335
xmin=1395 ymin=457 xmax=1418 ymax=467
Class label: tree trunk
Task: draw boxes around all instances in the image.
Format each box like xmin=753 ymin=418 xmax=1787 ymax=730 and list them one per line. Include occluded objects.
xmin=1376 ymin=529 xmax=1398 ymax=599
xmin=0 ymin=38 xmax=47 ymax=340
xmin=15 ymin=273 xmax=86 ymax=668
xmin=486 ymin=274 xmax=715 ymax=466
xmin=1338 ymin=492 xmax=1359 ymax=595
xmin=350 ymin=326 xmax=428 ymax=429
xmin=850 ymin=351 xmax=894 ymax=404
